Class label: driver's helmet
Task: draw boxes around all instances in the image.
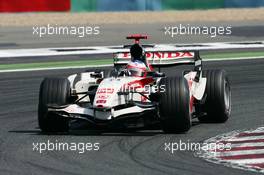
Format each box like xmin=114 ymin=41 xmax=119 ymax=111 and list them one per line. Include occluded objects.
xmin=126 ymin=61 xmax=147 ymax=77
xmin=130 ymin=44 xmax=146 ymax=63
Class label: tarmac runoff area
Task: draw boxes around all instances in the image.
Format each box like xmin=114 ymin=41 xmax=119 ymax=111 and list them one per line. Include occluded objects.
xmin=0 ymin=9 xmax=263 ymax=49
xmin=0 ymin=8 xmax=264 ymax=26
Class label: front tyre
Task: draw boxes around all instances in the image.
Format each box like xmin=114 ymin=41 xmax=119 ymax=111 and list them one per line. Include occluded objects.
xmin=159 ymin=77 xmax=191 ymax=133
xmin=38 ymin=78 xmax=70 ymax=132
xmin=198 ymin=70 xmax=231 ymax=123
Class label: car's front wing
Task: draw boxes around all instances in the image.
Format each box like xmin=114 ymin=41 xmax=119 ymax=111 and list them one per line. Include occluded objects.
xmin=48 ymin=103 xmax=156 ymax=121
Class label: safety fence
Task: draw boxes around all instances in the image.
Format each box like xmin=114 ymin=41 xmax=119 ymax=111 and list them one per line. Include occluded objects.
xmin=0 ymin=0 xmax=264 ymax=12
xmin=71 ymin=0 xmax=264 ymax=12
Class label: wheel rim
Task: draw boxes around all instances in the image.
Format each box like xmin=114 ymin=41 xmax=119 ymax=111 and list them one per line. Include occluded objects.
xmin=224 ymin=80 xmax=231 ymax=114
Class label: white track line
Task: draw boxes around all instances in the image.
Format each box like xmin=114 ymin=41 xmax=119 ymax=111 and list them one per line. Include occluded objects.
xmin=0 ymin=41 xmax=264 ymax=58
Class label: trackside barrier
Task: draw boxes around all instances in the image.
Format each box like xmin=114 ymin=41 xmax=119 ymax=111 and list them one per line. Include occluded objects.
xmin=0 ymin=0 xmax=70 ymax=12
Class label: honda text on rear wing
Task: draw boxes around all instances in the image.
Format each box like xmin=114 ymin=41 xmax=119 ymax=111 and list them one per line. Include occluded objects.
xmin=114 ymin=34 xmax=202 ymax=72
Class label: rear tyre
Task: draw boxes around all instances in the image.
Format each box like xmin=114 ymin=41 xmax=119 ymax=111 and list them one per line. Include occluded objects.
xmin=159 ymin=77 xmax=191 ymax=133
xmin=198 ymin=70 xmax=231 ymax=123
xmin=38 ymin=78 xmax=70 ymax=132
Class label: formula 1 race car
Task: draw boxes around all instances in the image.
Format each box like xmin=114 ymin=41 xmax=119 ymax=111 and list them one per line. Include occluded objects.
xmin=38 ymin=34 xmax=231 ymax=133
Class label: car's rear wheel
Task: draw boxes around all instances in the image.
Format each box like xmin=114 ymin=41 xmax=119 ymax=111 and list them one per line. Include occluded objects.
xmin=38 ymin=78 xmax=70 ymax=132
xmin=198 ymin=70 xmax=231 ymax=123
xmin=159 ymin=77 xmax=191 ymax=133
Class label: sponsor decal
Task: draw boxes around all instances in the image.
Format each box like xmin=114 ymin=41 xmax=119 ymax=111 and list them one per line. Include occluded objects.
xmin=97 ymin=88 xmax=114 ymax=94
xmin=97 ymin=95 xmax=109 ymax=99
xmin=96 ymin=100 xmax=106 ymax=104
xmin=115 ymin=51 xmax=194 ymax=59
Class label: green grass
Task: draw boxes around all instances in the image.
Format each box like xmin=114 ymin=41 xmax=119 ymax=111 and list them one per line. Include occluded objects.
xmin=203 ymin=51 xmax=264 ymax=59
xmin=1 ymin=51 xmax=264 ymax=71
xmin=0 ymin=59 xmax=112 ymax=70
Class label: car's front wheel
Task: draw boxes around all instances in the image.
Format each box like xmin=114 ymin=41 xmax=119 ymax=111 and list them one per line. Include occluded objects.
xmin=38 ymin=78 xmax=70 ymax=132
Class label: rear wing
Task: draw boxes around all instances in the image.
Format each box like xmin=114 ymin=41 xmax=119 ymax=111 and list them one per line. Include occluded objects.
xmin=113 ymin=50 xmax=201 ymax=67
xmin=114 ymin=50 xmax=202 ymax=79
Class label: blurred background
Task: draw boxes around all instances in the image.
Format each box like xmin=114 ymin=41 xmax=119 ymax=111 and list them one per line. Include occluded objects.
xmin=0 ymin=0 xmax=263 ymax=49
xmin=0 ymin=0 xmax=264 ymax=12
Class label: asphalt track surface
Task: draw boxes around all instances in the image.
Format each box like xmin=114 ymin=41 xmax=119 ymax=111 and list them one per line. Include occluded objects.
xmin=0 ymin=22 xmax=264 ymax=49
xmin=0 ymin=58 xmax=263 ymax=175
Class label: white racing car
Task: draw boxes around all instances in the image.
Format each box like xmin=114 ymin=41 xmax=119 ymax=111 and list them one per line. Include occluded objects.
xmin=38 ymin=35 xmax=231 ymax=133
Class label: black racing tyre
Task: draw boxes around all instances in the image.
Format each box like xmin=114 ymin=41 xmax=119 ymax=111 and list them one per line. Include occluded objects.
xmin=38 ymin=78 xmax=70 ymax=132
xmin=159 ymin=77 xmax=191 ymax=133
xmin=198 ymin=70 xmax=231 ymax=123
